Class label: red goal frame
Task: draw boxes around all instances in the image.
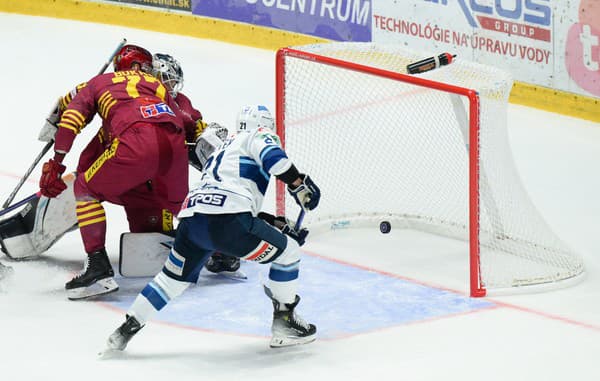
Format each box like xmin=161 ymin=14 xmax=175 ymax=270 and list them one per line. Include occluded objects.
xmin=274 ymin=47 xmax=486 ymax=297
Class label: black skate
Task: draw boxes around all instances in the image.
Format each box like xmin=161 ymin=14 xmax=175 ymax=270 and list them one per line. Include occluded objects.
xmin=204 ymin=252 xmax=247 ymax=280
xmin=106 ymin=315 xmax=144 ymax=351
xmin=65 ymin=249 xmax=119 ymax=300
xmin=267 ymin=292 xmax=316 ymax=348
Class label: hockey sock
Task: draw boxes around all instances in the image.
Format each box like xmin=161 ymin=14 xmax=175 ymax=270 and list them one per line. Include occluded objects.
xmin=76 ymin=200 xmax=107 ymax=253
xmin=267 ymin=260 xmax=300 ymax=307
xmin=267 ymin=239 xmax=301 ymax=306
xmin=128 ymin=271 xmax=191 ymax=325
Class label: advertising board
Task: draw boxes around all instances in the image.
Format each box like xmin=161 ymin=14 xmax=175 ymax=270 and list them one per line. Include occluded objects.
xmin=192 ymin=0 xmax=372 ymax=42
xmin=370 ymin=1 xmax=599 ymax=98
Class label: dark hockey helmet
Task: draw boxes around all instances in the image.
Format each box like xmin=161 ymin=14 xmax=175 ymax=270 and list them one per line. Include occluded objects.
xmin=113 ymin=45 xmax=153 ymax=73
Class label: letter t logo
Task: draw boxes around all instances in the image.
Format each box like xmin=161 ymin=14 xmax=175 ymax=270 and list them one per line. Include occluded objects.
xmin=579 ymin=24 xmax=599 ymax=71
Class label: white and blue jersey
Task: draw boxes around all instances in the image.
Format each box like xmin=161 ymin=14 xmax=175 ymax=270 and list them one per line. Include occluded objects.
xmin=178 ymin=127 xmax=291 ymax=218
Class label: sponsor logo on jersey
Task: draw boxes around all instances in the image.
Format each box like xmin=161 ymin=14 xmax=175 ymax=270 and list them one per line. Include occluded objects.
xmin=242 ymin=241 xmax=278 ymax=263
xmin=162 ymin=209 xmax=173 ymax=231
xmin=84 ymin=138 xmax=120 ymax=182
xmin=140 ymin=102 xmax=175 ymax=118
xmin=186 ymin=193 xmax=227 ymax=208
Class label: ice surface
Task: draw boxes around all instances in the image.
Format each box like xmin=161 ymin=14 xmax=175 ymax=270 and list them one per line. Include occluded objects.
xmin=0 ymin=13 xmax=598 ymax=381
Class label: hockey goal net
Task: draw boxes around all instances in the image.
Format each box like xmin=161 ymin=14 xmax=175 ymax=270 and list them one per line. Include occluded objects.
xmin=275 ymin=42 xmax=584 ymax=297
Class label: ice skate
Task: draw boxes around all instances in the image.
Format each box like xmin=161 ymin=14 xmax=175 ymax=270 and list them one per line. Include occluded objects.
xmin=65 ymin=249 xmax=118 ymax=300
xmin=268 ymin=294 xmax=316 ymax=348
xmin=205 ymin=252 xmax=247 ymax=281
xmin=105 ymin=315 xmax=144 ymax=351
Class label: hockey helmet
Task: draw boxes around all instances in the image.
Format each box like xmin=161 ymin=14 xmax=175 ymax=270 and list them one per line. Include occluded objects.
xmin=152 ymin=53 xmax=184 ymax=97
xmin=235 ymin=105 xmax=274 ymax=132
xmin=113 ymin=44 xmax=153 ymax=73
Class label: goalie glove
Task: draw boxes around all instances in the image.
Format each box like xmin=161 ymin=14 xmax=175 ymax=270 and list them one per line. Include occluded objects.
xmin=287 ymin=174 xmax=321 ymax=211
xmin=38 ymin=98 xmax=62 ymax=142
xmin=190 ymin=122 xmax=228 ymax=171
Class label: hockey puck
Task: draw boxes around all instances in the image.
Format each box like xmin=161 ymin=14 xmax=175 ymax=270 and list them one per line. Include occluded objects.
xmin=380 ymin=221 xmax=391 ymax=234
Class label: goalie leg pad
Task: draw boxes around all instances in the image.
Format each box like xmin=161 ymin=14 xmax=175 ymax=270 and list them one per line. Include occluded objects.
xmin=119 ymin=231 xmax=176 ymax=277
xmin=0 ymin=174 xmax=77 ymax=259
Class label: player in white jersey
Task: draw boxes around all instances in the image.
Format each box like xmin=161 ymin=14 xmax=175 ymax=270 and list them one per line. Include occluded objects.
xmin=105 ymin=104 xmax=321 ymax=351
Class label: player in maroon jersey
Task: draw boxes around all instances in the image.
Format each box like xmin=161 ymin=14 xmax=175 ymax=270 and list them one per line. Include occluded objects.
xmin=38 ymin=44 xmax=201 ymax=300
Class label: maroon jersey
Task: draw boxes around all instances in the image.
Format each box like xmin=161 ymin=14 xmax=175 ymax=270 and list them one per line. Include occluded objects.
xmin=174 ymin=92 xmax=204 ymax=143
xmin=175 ymin=92 xmax=202 ymax=122
xmin=55 ymin=70 xmax=190 ymax=153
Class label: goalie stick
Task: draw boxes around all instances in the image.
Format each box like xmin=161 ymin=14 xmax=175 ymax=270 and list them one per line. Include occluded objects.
xmin=0 ymin=192 xmax=40 ymax=219
xmin=1 ymin=38 xmax=128 ymax=210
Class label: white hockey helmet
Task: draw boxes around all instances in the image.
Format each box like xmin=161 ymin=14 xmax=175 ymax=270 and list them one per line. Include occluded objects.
xmin=235 ymin=105 xmax=275 ymax=132
xmin=152 ymin=53 xmax=184 ymax=97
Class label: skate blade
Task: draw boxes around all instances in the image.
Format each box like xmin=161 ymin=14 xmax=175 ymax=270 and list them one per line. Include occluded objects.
xmin=67 ymin=277 xmax=119 ymax=300
xmin=206 ymin=270 xmax=248 ymax=281
xmin=98 ymin=333 xmax=127 ymax=359
xmin=269 ymin=334 xmax=316 ymax=348
xmin=97 ymin=347 xmax=123 ymax=360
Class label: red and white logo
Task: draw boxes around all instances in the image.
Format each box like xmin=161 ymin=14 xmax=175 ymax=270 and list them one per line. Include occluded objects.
xmin=242 ymin=241 xmax=278 ymax=263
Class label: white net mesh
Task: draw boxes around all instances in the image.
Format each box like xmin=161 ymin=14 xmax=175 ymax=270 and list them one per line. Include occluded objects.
xmin=277 ymin=42 xmax=584 ymax=295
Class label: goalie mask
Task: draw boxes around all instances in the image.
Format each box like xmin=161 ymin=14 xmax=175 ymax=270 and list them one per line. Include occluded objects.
xmin=194 ymin=123 xmax=228 ymax=168
xmin=235 ymin=105 xmax=275 ymax=132
xmin=113 ymin=45 xmax=153 ymax=73
xmin=152 ymin=53 xmax=184 ymax=97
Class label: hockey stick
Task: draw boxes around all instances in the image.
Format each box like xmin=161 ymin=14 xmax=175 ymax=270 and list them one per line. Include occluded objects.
xmin=1 ymin=38 xmax=128 ymax=210
xmin=0 ymin=192 xmax=40 ymax=218
xmin=2 ymin=142 xmax=53 ymax=209
xmin=294 ymin=209 xmax=305 ymax=231
xmin=97 ymin=38 xmax=128 ymax=75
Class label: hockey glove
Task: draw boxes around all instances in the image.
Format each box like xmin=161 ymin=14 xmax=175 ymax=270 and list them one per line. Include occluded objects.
xmin=258 ymin=212 xmax=309 ymax=246
xmin=191 ymin=122 xmax=228 ymax=171
xmin=281 ymin=224 xmax=309 ymax=246
xmin=39 ymin=159 xmax=67 ymax=198
xmin=287 ymin=174 xmax=321 ymax=211
xmin=193 ymin=118 xmax=208 ymax=141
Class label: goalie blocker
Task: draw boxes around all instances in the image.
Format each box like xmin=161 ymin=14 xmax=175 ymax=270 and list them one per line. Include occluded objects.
xmin=0 ymin=173 xmax=77 ymax=259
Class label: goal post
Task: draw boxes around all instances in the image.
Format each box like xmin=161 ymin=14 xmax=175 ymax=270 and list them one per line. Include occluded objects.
xmin=275 ymin=43 xmax=584 ymax=297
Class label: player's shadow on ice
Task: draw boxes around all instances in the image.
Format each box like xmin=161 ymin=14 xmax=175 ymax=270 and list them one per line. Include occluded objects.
xmin=102 ymin=341 xmax=317 ymax=366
